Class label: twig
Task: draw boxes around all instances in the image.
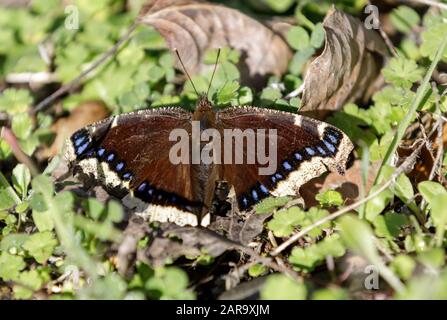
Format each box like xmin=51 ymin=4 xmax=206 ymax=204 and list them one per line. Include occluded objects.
xmin=0 ymin=127 xmax=39 ymax=176
xmin=400 ymin=0 xmax=447 ymax=10
xmin=6 ymin=72 xmax=58 ymax=84
xmin=374 ymin=34 xmax=447 ymax=184
xmin=33 ymin=22 xmax=138 ymax=114
xmin=189 ymin=227 xmax=303 ymax=282
xmin=285 ymin=84 xmax=304 ymax=99
xmin=419 ymin=85 xmax=445 ymax=213
xmin=428 ymin=84 xmax=444 ymax=181
xmin=367 ymin=0 xmax=398 ymax=57
xmin=378 ymin=28 xmax=398 ymax=57
xmin=270 ymin=141 xmax=425 ymax=257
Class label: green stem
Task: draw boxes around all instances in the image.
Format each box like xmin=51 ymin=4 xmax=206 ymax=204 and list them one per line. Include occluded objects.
xmin=374 ymin=35 xmax=447 ymax=185
xmin=435 ymin=225 xmax=445 ymax=248
xmin=375 ymin=260 xmax=405 ymax=294
xmin=44 ymin=193 xmax=98 ymax=280
xmin=0 ymin=171 xmax=21 ymax=205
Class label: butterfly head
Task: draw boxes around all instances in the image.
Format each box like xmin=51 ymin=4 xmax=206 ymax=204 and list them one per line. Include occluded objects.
xmin=196 ymin=94 xmax=213 ymax=112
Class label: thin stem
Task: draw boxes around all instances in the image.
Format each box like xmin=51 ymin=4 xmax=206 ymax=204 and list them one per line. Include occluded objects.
xmin=33 ymin=23 xmax=138 ymax=114
xmin=374 ymin=35 xmax=447 ymax=184
xmin=1 ymin=127 xmax=39 ymax=176
xmin=271 ymin=141 xmax=425 ymax=257
xmin=0 ymin=171 xmax=21 ymax=205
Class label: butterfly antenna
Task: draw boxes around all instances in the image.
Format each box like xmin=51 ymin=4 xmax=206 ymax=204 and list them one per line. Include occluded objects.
xmin=207 ymin=48 xmax=221 ymax=97
xmin=175 ymin=49 xmax=199 ymax=96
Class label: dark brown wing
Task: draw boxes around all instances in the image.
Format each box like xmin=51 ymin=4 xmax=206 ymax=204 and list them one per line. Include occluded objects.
xmin=64 ymin=107 xmax=203 ymax=219
xmin=216 ymin=106 xmax=354 ymax=210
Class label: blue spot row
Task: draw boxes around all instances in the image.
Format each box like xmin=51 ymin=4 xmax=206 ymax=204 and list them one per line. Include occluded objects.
xmin=71 ymin=130 xmax=133 ymax=183
xmin=238 ymin=127 xmax=344 ymax=210
xmin=71 ymin=130 xmax=92 ymax=157
xmin=239 ymin=182 xmax=271 ymax=209
xmin=134 ymin=180 xmax=201 ymax=212
xmin=267 ymin=127 xmax=342 ymax=190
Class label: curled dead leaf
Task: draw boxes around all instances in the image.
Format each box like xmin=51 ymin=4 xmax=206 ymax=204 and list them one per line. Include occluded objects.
xmin=301 ymin=160 xmax=381 ymax=207
xmin=40 ymin=100 xmax=109 ymax=159
xmin=300 ymin=8 xmax=388 ymax=112
xmin=138 ymin=0 xmax=292 ymax=87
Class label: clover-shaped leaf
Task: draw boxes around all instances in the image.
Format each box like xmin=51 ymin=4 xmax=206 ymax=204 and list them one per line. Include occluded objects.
xmin=382 ymin=57 xmax=423 ymax=89
xmin=23 ymin=231 xmax=58 ymax=263
xmin=0 ymin=252 xmax=26 ymax=281
xmin=267 ymin=207 xmax=303 ymax=237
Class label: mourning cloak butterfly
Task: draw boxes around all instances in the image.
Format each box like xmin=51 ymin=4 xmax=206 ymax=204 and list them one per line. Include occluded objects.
xmin=64 ymin=95 xmax=353 ymax=227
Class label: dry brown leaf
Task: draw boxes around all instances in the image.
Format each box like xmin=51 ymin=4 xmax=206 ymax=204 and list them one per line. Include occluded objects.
xmin=300 ymin=8 xmax=388 ymax=112
xmin=40 ymin=100 xmax=109 ymax=159
xmin=138 ymin=0 xmax=292 ymax=87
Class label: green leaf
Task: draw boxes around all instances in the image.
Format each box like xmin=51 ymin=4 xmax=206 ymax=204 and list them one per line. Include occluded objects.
xmin=79 ymin=273 xmax=127 ymax=300
xmin=147 ymin=65 xmax=165 ymax=84
xmin=430 ymin=194 xmax=447 ymax=232
xmin=287 ymin=26 xmax=310 ymax=51
xmin=393 ymin=173 xmax=414 ymax=203
xmin=30 ymin=191 xmax=54 ymax=232
xmin=310 ymin=23 xmax=325 ymax=48
xmin=268 ymin=206 xmax=331 ymax=238
xmin=0 ymin=233 xmax=30 ymax=253
xmin=397 ymin=271 xmax=447 ymax=299
xmin=145 ymin=267 xmax=195 ymax=300
xmin=365 ymin=185 xmax=393 ymax=221
xmin=289 ymin=47 xmax=315 ymax=75
xmin=83 ymin=198 xmax=105 ymax=220
xmin=260 ymin=87 xmax=282 ymax=105
xmin=289 ymin=234 xmax=345 ymax=272
xmin=31 ymin=175 xmax=54 ymax=198
xmin=369 ymin=132 xmax=394 ymax=161
xmin=235 ymin=86 xmax=253 ymax=105
xmin=260 ymin=0 xmax=295 ymax=13
xmin=420 ymin=21 xmax=447 ymax=61
xmin=107 ymin=200 xmax=123 ymax=223
xmin=299 ymin=207 xmax=330 ymax=238
xmin=267 ymin=207 xmax=302 ymax=237
xmin=400 ymin=39 xmax=421 ymax=61
xmin=313 ymin=287 xmax=347 ymax=300
xmin=261 ymin=274 xmax=306 ymax=300
xmin=339 ymin=215 xmax=380 ymax=263
xmin=12 ymin=164 xmax=31 ymax=198
xmin=255 ymin=196 xmax=291 ymax=214
xmin=418 ymin=181 xmax=447 ymax=205
xmin=0 ymin=189 xmax=17 ymax=211
xmin=248 ymin=263 xmax=268 ymax=277
xmin=390 ymin=255 xmax=415 ymax=280
xmin=289 ymin=246 xmax=321 ymax=271
xmin=315 ymin=190 xmax=343 ymax=207
xmin=0 ymin=252 xmax=26 ymax=281
xmin=204 ymin=47 xmax=240 ymax=64
xmin=215 ymin=81 xmax=240 ymax=105
xmin=23 ymin=231 xmax=58 ymax=263
xmin=11 ymin=113 xmax=33 ymax=140
xmin=0 ymin=88 xmax=32 ymax=114
xmin=13 ymin=270 xmax=43 ymax=299
xmin=417 ymin=248 xmax=445 ymax=269
xmin=0 ymin=172 xmax=20 ymax=209
xmin=382 ymin=57 xmax=423 ymax=89
xmin=390 ymin=6 xmax=420 ymax=34
xmin=373 ymin=212 xmax=408 ymax=239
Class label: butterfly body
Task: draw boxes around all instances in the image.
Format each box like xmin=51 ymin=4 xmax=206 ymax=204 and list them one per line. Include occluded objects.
xmin=64 ymin=96 xmax=353 ymax=227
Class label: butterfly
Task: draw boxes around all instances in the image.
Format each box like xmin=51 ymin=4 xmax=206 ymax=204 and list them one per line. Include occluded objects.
xmin=64 ymin=93 xmax=354 ymax=227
